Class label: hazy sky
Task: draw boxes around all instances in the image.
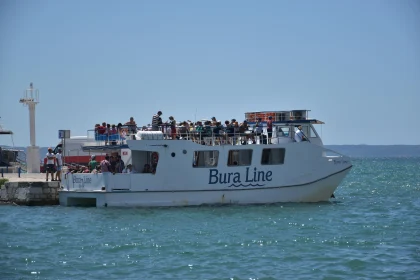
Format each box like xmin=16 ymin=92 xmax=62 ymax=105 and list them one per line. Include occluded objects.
xmin=1 ymin=0 xmax=419 ymax=147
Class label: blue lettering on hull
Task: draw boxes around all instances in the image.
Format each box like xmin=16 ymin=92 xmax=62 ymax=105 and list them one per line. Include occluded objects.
xmin=73 ymin=176 xmax=92 ymax=189
xmin=208 ymin=168 xmax=272 ymax=187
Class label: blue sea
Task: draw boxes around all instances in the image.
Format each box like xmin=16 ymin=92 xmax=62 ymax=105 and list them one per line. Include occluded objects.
xmin=1 ymin=158 xmax=419 ymax=279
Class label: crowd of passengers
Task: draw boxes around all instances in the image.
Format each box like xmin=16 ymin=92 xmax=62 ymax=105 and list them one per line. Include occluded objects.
xmin=68 ymin=154 xmax=152 ymax=174
xmin=92 ymin=111 xmax=310 ymax=144
xmin=149 ymin=111 xmax=276 ymax=144
xmin=94 ymin=112 xmax=275 ymax=144
xmin=93 ymin=118 xmax=135 ymax=143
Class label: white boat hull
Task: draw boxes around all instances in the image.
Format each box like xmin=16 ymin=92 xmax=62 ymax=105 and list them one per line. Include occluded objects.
xmin=59 ymin=166 xmax=351 ymax=207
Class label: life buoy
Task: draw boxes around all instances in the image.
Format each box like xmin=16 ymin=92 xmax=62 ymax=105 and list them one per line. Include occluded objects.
xmin=151 ymin=152 xmax=159 ymax=164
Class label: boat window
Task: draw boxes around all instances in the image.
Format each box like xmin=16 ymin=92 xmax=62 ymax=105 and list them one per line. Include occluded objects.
xmin=275 ymin=126 xmax=289 ymax=137
xmin=261 ymin=148 xmax=285 ymax=165
xmin=227 ymin=150 xmax=252 ymax=166
xmin=301 ymin=126 xmax=309 ymax=137
xmin=309 ymin=126 xmax=318 ymax=138
xmin=193 ymin=151 xmax=219 ymax=168
xmin=54 ymin=144 xmax=62 ymax=154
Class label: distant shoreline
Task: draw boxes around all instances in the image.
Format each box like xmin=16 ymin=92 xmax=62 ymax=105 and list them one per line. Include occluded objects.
xmin=326 ymin=145 xmax=420 ymax=158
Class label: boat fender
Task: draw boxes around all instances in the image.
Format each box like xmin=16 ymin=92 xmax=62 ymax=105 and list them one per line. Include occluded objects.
xmin=151 ymin=152 xmax=159 ymax=164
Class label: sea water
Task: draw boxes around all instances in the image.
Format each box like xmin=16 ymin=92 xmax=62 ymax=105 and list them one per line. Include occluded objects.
xmin=1 ymin=158 xmax=419 ymax=279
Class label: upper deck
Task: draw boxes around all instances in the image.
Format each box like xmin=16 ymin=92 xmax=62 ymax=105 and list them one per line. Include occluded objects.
xmin=82 ymin=110 xmax=325 ymax=152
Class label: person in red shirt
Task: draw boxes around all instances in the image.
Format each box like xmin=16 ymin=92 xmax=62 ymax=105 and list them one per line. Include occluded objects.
xmin=97 ymin=122 xmax=106 ymax=134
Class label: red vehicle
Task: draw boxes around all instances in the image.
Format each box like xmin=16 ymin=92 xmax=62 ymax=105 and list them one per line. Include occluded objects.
xmin=39 ymin=136 xmax=106 ymax=172
xmin=40 ymin=135 xmax=131 ymax=172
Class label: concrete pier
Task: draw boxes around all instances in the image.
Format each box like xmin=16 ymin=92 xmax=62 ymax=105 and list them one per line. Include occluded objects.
xmin=0 ymin=173 xmax=60 ymax=206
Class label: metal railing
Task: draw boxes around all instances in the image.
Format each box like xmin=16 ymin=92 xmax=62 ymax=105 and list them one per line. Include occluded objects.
xmin=86 ymin=125 xmax=297 ymax=147
xmin=88 ymin=125 xmax=136 ymax=146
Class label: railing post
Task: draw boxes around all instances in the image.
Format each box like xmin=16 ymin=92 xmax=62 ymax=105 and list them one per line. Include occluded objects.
xmin=1 ymin=168 xmax=3 ymax=177
xmin=18 ymin=166 xmax=21 ymax=177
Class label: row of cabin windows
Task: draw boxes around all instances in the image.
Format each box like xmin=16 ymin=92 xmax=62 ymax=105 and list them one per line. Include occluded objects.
xmin=193 ymin=148 xmax=285 ymax=168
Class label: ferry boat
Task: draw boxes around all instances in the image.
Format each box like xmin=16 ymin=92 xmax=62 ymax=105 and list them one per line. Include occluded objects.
xmin=59 ymin=110 xmax=352 ymax=207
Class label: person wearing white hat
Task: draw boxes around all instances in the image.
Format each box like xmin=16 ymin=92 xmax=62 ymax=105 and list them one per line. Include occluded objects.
xmin=88 ymin=155 xmax=98 ymax=172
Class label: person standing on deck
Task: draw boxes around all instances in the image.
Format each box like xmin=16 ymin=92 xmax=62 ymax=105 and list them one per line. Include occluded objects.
xmin=254 ymin=118 xmax=263 ymax=143
xmin=115 ymin=155 xmax=125 ymax=173
xmin=169 ymin=116 xmax=177 ymax=139
xmin=294 ymin=125 xmax=307 ymax=142
xmin=267 ymin=116 xmax=273 ymax=144
xmin=110 ymin=155 xmax=117 ymax=173
xmin=88 ymin=155 xmax=98 ymax=172
xmin=152 ymin=111 xmax=163 ymax=131
xmin=211 ymin=116 xmax=217 ymax=126
xmin=100 ymin=155 xmax=111 ymax=173
xmin=125 ymin=117 xmax=137 ymax=134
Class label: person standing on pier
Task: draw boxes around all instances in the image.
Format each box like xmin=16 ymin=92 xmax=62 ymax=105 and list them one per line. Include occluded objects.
xmin=55 ymin=148 xmax=63 ymax=182
xmin=46 ymin=148 xmax=56 ymax=181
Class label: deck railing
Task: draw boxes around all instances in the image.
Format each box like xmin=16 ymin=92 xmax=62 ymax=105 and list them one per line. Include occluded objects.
xmin=87 ymin=125 xmax=295 ymax=147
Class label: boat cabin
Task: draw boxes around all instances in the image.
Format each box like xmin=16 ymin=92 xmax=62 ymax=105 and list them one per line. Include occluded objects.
xmin=244 ymin=110 xmax=324 ymax=146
